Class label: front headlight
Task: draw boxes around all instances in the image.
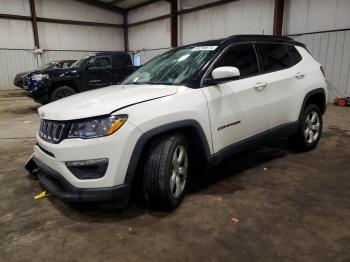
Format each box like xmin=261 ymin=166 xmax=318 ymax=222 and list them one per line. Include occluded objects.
xmin=68 ymin=114 xmax=128 ymax=139
xmin=32 ymin=73 xmax=49 ymax=81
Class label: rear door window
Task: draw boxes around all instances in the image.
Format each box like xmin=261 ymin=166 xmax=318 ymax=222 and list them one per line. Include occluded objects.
xmin=92 ymin=56 xmax=111 ymax=67
xmin=256 ymin=43 xmax=293 ymax=73
xmin=214 ymin=43 xmax=260 ymax=78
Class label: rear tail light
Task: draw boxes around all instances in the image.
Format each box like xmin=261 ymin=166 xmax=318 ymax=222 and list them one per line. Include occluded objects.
xmin=320 ymin=66 xmax=326 ymax=78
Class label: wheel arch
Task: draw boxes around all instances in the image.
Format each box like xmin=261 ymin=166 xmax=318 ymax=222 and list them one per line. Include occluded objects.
xmin=51 ymin=81 xmax=78 ymax=94
xmin=124 ymin=120 xmax=212 ymax=187
xmin=298 ymin=88 xmax=326 ymax=122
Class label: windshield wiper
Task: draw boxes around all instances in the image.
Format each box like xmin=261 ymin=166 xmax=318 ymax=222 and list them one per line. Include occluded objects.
xmin=124 ymin=81 xmax=174 ymax=85
xmin=135 ymin=81 xmax=173 ymax=85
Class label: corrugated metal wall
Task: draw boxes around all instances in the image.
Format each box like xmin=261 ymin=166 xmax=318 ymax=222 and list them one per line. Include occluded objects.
xmin=0 ymin=49 xmax=38 ymax=90
xmin=283 ymin=0 xmax=350 ymax=35
xmin=128 ymin=0 xmax=275 ymax=63
xmin=0 ymin=0 xmax=124 ymax=90
xmin=292 ymin=31 xmax=350 ymax=100
xmin=179 ymin=0 xmax=274 ymax=45
xmin=284 ymin=0 xmax=350 ymax=99
xmin=34 ymin=0 xmax=123 ymax=24
xmin=128 ymin=1 xmax=171 ymax=63
xmin=37 ymin=23 xmax=124 ymax=52
xmin=41 ymin=51 xmax=93 ymax=64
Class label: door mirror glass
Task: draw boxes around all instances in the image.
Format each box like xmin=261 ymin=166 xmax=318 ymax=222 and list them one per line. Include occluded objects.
xmin=204 ymin=66 xmax=240 ymax=85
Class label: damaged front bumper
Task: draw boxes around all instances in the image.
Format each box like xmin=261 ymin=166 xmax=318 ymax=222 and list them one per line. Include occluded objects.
xmin=25 ymin=156 xmax=130 ymax=206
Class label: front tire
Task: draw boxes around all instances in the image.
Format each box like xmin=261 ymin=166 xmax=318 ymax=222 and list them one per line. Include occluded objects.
xmin=290 ymin=104 xmax=323 ymax=151
xmin=50 ymin=86 xmax=76 ymax=102
xmin=142 ymin=134 xmax=189 ymax=210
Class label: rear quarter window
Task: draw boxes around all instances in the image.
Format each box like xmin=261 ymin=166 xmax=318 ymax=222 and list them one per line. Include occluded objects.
xmin=286 ymin=45 xmax=302 ymax=65
xmin=112 ymin=54 xmax=132 ymax=67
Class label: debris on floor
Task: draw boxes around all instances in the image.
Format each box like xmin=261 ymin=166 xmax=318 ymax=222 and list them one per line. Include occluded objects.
xmin=34 ymin=191 xmax=49 ymax=200
xmin=231 ymin=216 xmax=239 ymax=224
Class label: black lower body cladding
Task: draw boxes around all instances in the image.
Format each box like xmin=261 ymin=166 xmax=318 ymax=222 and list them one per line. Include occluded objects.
xmin=33 ymin=158 xmax=130 ymax=207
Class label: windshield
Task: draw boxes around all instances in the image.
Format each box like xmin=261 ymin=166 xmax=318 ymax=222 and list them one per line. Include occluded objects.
xmin=122 ymin=46 xmax=217 ymax=85
xmin=37 ymin=62 xmax=57 ymax=71
xmin=71 ymin=55 xmax=92 ymax=68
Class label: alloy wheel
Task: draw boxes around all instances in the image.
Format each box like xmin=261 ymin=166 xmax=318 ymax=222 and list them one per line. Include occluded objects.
xmin=170 ymin=145 xmax=188 ymax=198
xmin=304 ymin=111 xmax=320 ymax=144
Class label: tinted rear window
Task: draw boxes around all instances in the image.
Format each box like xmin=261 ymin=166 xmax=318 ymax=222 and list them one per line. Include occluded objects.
xmin=92 ymin=56 xmax=111 ymax=67
xmin=112 ymin=54 xmax=131 ymax=67
xmin=256 ymin=43 xmax=292 ymax=73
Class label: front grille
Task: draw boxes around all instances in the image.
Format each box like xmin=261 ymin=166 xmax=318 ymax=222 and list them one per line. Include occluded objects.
xmin=23 ymin=76 xmax=30 ymax=90
xmin=39 ymin=120 xmax=69 ymax=144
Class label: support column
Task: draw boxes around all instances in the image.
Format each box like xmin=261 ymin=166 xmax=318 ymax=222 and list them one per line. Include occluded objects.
xmin=273 ymin=0 xmax=284 ymax=36
xmin=123 ymin=12 xmax=129 ymax=52
xmin=170 ymin=0 xmax=178 ymax=47
xmin=29 ymin=0 xmax=40 ymax=48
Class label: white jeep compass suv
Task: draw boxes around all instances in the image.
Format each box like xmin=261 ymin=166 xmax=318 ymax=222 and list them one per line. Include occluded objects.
xmin=30 ymin=35 xmax=327 ymax=210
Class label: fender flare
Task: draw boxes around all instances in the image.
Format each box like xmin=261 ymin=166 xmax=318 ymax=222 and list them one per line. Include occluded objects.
xmin=123 ymin=119 xmax=211 ymax=186
xmin=297 ymin=88 xmax=326 ymax=122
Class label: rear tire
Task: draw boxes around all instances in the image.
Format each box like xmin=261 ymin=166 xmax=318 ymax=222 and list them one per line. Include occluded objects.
xmin=142 ymin=134 xmax=189 ymax=210
xmin=289 ymin=104 xmax=323 ymax=151
xmin=50 ymin=86 xmax=76 ymax=102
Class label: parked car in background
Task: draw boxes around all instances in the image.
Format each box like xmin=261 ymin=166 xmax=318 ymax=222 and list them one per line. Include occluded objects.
xmin=28 ymin=35 xmax=327 ymax=210
xmin=23 ymin=52 xmax=135 ymax=104
xmin=14 ymin=60 xmax=76 ymax=88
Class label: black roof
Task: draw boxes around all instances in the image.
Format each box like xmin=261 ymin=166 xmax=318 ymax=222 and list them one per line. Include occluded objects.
xmin=182 ymin=34 xmax=305 ymax=49
xmin=94 ymin=51 xmax=129 ymax=56
xmin=54 ymin=59 xmax=76 ymax=63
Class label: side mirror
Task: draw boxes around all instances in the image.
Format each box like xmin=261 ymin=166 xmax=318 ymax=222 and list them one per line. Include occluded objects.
xmin=204 ymin=66 xmax=240 ymax=85
xmin=86 ymin=61 xmax=92 ymax=69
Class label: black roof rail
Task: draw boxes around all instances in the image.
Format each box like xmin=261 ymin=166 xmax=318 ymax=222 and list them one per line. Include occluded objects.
xmin=221 ymin=34 xmax=305 ymax=48
xmin=170 ymin=34 xmax=306 ymax=51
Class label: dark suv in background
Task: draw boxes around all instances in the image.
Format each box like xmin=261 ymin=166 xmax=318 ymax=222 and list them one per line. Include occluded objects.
xmin=24 ymin=52 xmax=136 ymax=104
xmin=14 ymin=60 xmax=76 ymax=88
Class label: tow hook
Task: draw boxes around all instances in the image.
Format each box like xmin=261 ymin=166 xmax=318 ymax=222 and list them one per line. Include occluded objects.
xmin=25 ymin=155 xmax=38 ymax=174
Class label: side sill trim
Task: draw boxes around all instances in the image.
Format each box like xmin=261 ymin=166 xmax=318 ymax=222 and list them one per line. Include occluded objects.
xmin=210 ymin=121 xmax=299 ymax=164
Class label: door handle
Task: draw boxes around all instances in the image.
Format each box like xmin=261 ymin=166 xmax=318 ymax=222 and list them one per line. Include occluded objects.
xmin=254 ymin=82 xmax=267 ymax=91
xmin=295 ymin=72 xmax=305 ymax=79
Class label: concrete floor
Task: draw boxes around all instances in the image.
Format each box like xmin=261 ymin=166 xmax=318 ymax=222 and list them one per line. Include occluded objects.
xmin=1 ymin=90 xmax=350 ymax=262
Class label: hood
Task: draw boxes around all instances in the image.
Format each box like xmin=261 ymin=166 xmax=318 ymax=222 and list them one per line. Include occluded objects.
xmin=27 ymin=67 xmax=75 ymax=77
xmin=38 ymin=85 xmax=178 ymax=121
xmin=16 ymin=71 xmax=30 ymax=77
xmin=45 ymin=67 xmax=77 ymax=77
